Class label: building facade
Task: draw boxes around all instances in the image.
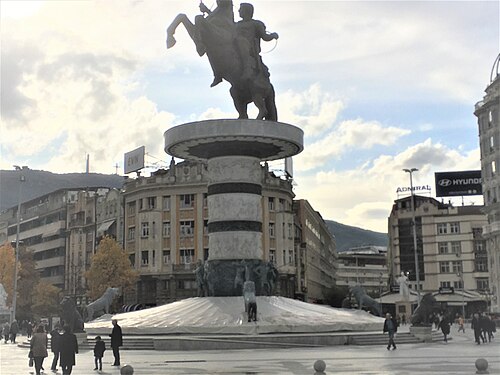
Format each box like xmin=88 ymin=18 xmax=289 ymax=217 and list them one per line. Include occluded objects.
xmin=475 ymin=53 xmax=500 ymax=313
xmin=122 ymin=161 xmax=300 ymax=306
xmin=293 ymin=199 xmax=336 ymax=303
xmin=388 ymin=196 xmax=490 ymax=315
xmin=335 ymin=246 xmax=388 ymax=296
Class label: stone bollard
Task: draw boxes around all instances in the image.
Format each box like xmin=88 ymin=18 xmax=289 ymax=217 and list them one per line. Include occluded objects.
xmin=314 ymin=359 xmax=326 ymax=374
xmin=120 ymin=364 xmax=134 ymax=375
xmin=475 ymin=358 xmax=489 ymax=374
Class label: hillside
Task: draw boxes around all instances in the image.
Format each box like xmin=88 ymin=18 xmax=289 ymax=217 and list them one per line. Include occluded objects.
xmin=0 ymin=169 xmax=124 ymax=212
xmin=325 ymin=220 xmax=388 ymax=252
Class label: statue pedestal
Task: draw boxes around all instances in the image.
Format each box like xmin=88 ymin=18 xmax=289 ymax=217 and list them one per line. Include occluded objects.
xmin=395 ymin=300 xmax=412 ymax=320
xmin=165 ymin=120 xmax=303 ymax=296
xmin=410 ymin=325 xmax=432 ymax=342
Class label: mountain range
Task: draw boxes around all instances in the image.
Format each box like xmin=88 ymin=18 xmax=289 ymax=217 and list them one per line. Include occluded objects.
xmin=0 ymin=169 xmax=387 ymax=250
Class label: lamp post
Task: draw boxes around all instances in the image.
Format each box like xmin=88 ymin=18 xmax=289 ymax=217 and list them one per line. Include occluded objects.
xmin=403 ymin=168 xmax=421 ymax=305
xmin=457 ymin=272 xmax=465 ymax=318
xmin=11 ymin=166 xmax=25 ymax=324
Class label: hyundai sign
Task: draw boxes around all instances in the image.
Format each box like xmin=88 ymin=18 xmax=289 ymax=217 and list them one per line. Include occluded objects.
xmin=434 ymin=170 xmax=482 ymax=197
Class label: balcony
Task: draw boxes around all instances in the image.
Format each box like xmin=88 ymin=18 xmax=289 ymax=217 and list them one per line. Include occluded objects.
xmin=36 ymin=256 xmax=65 ymax=269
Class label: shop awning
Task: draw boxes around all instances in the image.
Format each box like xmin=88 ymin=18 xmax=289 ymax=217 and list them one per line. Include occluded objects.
xmin=97 ymin=220 xmax=115 ymax=235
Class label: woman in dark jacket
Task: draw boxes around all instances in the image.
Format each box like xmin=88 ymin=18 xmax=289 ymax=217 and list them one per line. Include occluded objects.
xmin=59 ymin=325 xmax=78 ymax=375
xmin=31 ymin=325 xmax=48 ymax=375
xmin=438 ymin=314 xmax=451 ymax=342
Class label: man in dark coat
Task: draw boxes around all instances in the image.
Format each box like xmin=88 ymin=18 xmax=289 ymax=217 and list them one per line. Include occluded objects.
xmin=109 ymin=319 xmax=123 ymax=366
xmin=59 ymin=325 xmax=78 ymax=375
xmin=437 ymin=314 xmax=451 ymax=342
xmin=471 ymin=312 xmax=483 ymax=344
xmin=9 ymin=320 xmax=19 ymax=343
xmin=383 ymin=313 xmax=398 ymax=350
xmin=50 ymin=325 xmax=61 ymax=371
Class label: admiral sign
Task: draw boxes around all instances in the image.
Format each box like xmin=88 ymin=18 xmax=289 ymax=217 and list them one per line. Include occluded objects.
xmin=435 ymin=170 xmax=482 ymax=197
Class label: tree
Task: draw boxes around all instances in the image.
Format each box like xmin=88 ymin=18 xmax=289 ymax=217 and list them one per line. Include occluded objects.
xmin=0 ymin=242 xmax=17 ymax=307
xmin=16 ymin=246 xmax=40 ymax=321
xmin=32 ymin=281 xmax=62 ymax=318
xmin=85 ymin=236 xmax=138 ymax=301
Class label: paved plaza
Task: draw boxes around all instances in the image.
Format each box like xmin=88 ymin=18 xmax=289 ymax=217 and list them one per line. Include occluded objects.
xmin=0 ymin=326 xmax=498 ymax=375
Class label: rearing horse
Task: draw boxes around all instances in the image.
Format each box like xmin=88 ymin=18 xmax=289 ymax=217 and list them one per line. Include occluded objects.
xmin=166 ymin=3 xmax=278 ymax=121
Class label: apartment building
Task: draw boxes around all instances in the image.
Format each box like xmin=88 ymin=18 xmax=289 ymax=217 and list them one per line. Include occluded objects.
xmin=293 ymin=199 xmax=336 ymax=303
xmin=336 ymin=246 xmax=388 ymax=296
xmin=388 ymin=196 xmax=490 ymax=314
xmin=122 ymin=160 xmax=297 ymax=306
xmin=475 ymin=53 xmax=500 ymax=313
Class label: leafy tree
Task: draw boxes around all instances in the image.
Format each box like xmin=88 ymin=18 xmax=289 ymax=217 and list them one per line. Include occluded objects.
xmin=32 ymin=281 xmax=62 ymax=318
xmin=0 ymin=242 xmax=16 ymax=307
xmin=16 ymin=247 xmax=40 ymax=321
xmin=85 ymin=236 xmax=138 ymax=300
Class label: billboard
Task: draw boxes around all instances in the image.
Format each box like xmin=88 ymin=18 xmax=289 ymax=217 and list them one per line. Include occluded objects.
xmin=124 ymin=146 xmax=145 ymax=174
xmin=434 ymin=170 xmax=482 ymax=197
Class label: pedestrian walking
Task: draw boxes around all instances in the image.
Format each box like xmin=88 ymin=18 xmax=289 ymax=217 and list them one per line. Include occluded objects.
xmin=30 ymin=325 xmax=48 ymax=375
xmin=471 ymin=312 xmax=483 ymax=345
xmin=484 ymin=314 xmax=495 ymax=342
xmin=383 ymin=313 xmax=398 ymax=350
xmin=59 ymin=325 xmax=78 ymax=375
xmin=437 ymin=314 xmax=451 ymax=342
xmin=50 ymin=324 xmax=61 ymax=372
xmin=457 ymin=315 xmax=465 ymax=333
xmin=479 ymin=312 xmax=489 ymax=343
xmin=9 ymin=319 xmax=19 ymax=343
xmin=109 ymin=319 xmax=123 ymax=366
xmin=2 ymin=322 xmax=10 ymax=343
xmin=27 ymin=321 xmax=33 ymax=339
xmin=93 ymin=336 xmax=106 ymax=371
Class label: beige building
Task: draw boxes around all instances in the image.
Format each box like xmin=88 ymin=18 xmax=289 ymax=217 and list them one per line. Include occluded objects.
xmin=122 ymin=160 xmax=297 ymax=306
xmin=293 ymin=199 xmax=336 ymax=303
xmin=336 ymin=246 xmax=388 ymax=296
xmin=388 ymin=196 xmax=490 ymax=315
xmin=475 ymin=53 xmax=500 ymax=313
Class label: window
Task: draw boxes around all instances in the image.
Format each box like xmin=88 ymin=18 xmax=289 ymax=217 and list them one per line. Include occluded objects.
xmin=180 ymin=221 xmax=195 ymax=237
xmin=129 ymin=253 xmax=135 ymax=267
xmin=440 ymin=281 xmax=451 ymax=288
xmin=162 ymin=196 xmax=171 ymax=210
xmin=438 ymin=242 xmax=448 ymax=254
xmin=162 ymin=222 xmax=171 ymax=237
xmin=268 ymin=197 xmax=275 ymax=211
xmin=451 ymin=261 xmax=462 ymax=273
xmin=437 ymin=223 xmax=447 ymax=234
xmin=490 ymin=135 xmax=495 ymax=150
xmin=139 ymin=198 xmax=144 ymax=210
xmin=288 ymin=249 xmax=294 ymax=265
xmin=439 ymin=261 xmax=450 ymax=273
xmin=127 ymin=227 xmax=135 ymax=241
xmin=180 ymin=249 xmax=194 ymax=264
xmin=141 ymin=250 xmax=149 ymax=266
xmin=492 ymin=161 xmax=497 ymax=176
xmin=180 ymin=194 xmax=195 ymax=209
xmin=476 ymin=278 xmax=489 ymax=290
xmin=453 ymin=280 xmax=463 ymax=289
xmin=282 ymin=222 xmax=285 ymax=238
xmin=203 ymin=193 xmax=208 ymax=207
xmin=269 ymin=222 xmax=275 ymax=238
xmin=127 ymin=202 xmax=136 ymax=216
xmin=451 ymin=242 xmax=461 ymax=256
xmin=269 ymin=249 xmax=276 ymax=263
xmin=203 ymin=220 xmax=209 ymax=235
xmin=178 ymin=280 xmax=196 ymax=290
xmin=147 ymin=196 xmax=156 ymax=210
xmin=288 ymin=223 xmax=293 ymax=239
xmin=203 ymin=248 xmax=209 ymax=261
xmin=450 ymin=222 xmax=460 ymax=234
xmin=475 ymin=258 xmax=488 ymax=272
xmin=162 ymin=250 xmax=171 ymax=264
xmin=141 ymin=222 xmax=149 ymax=237
xmin=152 ymin=250 xmax=156 ymax=266
xmin=474 ymin=241 xmax=485 ymax=252
xmin=279 ymin=198 xmax=285 ymax=211
xmin=282 ymin=250 xmax=286 ymax=265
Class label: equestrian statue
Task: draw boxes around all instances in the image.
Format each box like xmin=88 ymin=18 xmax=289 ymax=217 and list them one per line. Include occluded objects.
xmin=166 ymin=1 xmax=279 ymax=121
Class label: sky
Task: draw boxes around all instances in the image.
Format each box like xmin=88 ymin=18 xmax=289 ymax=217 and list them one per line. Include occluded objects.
xmin=1 ymin=0 xmax=499 ymax=233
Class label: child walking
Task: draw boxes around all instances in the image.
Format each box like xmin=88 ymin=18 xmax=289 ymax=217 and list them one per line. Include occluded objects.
xmin=93 ymin=336 xmax=106 ymax=371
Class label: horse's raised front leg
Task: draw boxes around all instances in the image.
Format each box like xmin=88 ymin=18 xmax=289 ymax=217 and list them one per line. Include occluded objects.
xmin=166 ymin=14 xmax=196 ymax=49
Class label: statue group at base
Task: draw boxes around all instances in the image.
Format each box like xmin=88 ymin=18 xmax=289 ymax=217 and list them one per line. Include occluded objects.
xmin=60 ymin=296 xmax=85 ymax=333
xmin=166 ymin=1 xmax=279 ymax=121
xmin=410 ymin=293 xmax=441 ymax=326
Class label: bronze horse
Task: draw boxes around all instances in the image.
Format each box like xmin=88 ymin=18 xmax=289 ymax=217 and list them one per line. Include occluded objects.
xmin=166 ymin=2 xmax=278 ymax=121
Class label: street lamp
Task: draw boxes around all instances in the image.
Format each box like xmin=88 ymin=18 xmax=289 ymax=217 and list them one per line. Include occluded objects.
xmin=403 ymin=168 xmax=421 ymax=305
xmin=457 ymin=272 xmax=465 ymax=318
xmin=11 ymin=167 xmax=25 ymax=324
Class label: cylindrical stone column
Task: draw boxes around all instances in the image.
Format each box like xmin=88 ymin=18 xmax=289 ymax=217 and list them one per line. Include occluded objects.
xmin=164 ymin=119 xmax=303 ymax=296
